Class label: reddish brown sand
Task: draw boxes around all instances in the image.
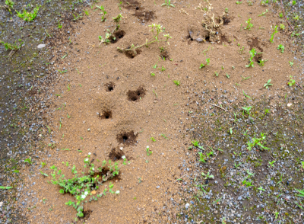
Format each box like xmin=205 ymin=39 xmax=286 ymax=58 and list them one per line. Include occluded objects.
xmin=19 ymin=0 xmax=301 ymax=223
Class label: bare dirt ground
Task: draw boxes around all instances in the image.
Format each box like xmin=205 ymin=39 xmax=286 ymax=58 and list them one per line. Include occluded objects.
xmin=16 ymin=0 xmax=303 ymax=223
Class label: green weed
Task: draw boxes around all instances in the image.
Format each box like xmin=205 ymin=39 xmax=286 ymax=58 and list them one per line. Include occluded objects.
xmin=96 ymin=5 xmax=107 ymax=21
xmin=173 ymin=80 xmax=180 ymax=86
xmin=201 ymin=172 xmax=214 ymax=179
xmin=162 ymin=0 xmax=175 ymax=8
xmin=247 ymin=133 xmax=269 ymax=151
xmin=244 ymin=18 xmax=253 ymax=30
xmin=200 ymin=58 xmax=210 ymax=68
xmin=270 ymin=25 xmax=278 ymax=43
xmin=0 ymin=39 xmax=23 ymax=51
xmin=288 ymin=76 xmax=295 ymax=86
xmin=277 ymin=44 xmax=284 ymax=53
xmin=246 ymin=48 xmax=256 ymax=68
xmin=24 ymin=157 xmax=33 ymax=165
xmin=264 ymin=79 xmax=272 ymax=89
xmin=258 ymin=9 xmax=268 ymax=17
xmin=16 ymin=5 xmax=40 ymax=22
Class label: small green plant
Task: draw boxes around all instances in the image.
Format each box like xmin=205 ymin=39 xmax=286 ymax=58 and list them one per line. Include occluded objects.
xmin=242 ymin=179 xmax=254 ymax=187
xmin=258 ymin=9 xmax=268 ymax=17
xmin=258 ymin=59 xmax=267 ymax=66
xmin=246 ymin=48 xmax=256 ymax=68
xmin=295 ymin=189 xmax=304 ymax=197
xmin=99 ymin=14 xmax=123 ymax=44
xmin=162 ymin=0 xmax=175 ymax=8
xmin=264 ymin=79 xmax=272 ymax=89
xmin=0 ymin=40 xmax=23 ymax=51
xmin=277 ymin=44 xmax=284 ymax=53
xmin=226 ymin=74 xmax=230 ymax=79
xmin=201 ymin=171 xmax=214 ymax=179
xmin=16 ymin=5 xmax=41 ymax=22
xmin=41 ymin=162 xmax=47 ymax=168
xmin=292 ymin=0 xmax=297 ymax=5
xmin=293 ymin=14 xmax=300 ymax=21
xmin=192 ymin=140 xmax=204 ymax=150
xmin=150 ymin=137 xmax=156 ymax=142
xmin=258 ymin=186 xmax=265 ymax=192
xmin=57 ymin=22 xmax=62 ymax=29
xmin=244 ymin=18 xmax=253 ymax=30
xmin=24 ymin=157 xmax=33 ymax=165
xmin=289 ymin=61 xmax=294 ymax=67
xmin=280 ymin=24 xmax=285 ymax=30
xmin=150 ymin=72 xmax=155 ymax=77
xmin=200 ymin=58 xmax=210 ymax=68
xmin=0 ymin=186 xmax=13 ymax=190
xmin=279 ymin=13 xmax=283 ymax=18
xmin=117 ymin=24 xmax=171 ymax=55
xmin=96 ymin=5 xmax=107 ymax=21
xmin=198 ymin=152 xmax=206 ymax=163
xmin=214 ymin=71 xmax=219 ymax=77
xmin=225 ymin=8 xmax=228 ymax=13
xmin=242 ymin=106 xmax=252 ymax=114
xmin=247 ymin=133 xmax=269 ymax=151
xmin=301 ymin=161 xmax=304 ymax=169
xmin=173 ymin=80 xmax=180 ymax=86
xmin=270 ymin=25 xmax=278 ymax=43
xmin=260 ymin=0 xmax=269 ymax=5
xmin=236 ymin=1 xmax=242 ymax=4
xmin=288 ymin=76 xmax=296 ymax=86
xmin=146 ymin=146 xmax=152 ymax=156
xmin=268 ymin=160 xmax=276 ymax=167
xmin=5 ymin=0 xmax=14 ymax=13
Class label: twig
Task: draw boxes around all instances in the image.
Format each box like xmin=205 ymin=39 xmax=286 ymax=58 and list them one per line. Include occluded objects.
xmin=212 ymin=104 xmax=227 ymax=112
xmin=280 ymin=0 xmax=294 ymax=31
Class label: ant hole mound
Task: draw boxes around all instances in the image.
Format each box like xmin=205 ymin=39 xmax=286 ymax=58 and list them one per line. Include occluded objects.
xmin=98 ymin=109 xmax=112 ymax=119
xmin=255 ymin=53 xmax=263 ymax=63
xmin=79 ymin=210 xmax=92 ymax=221
xmin=125 ymin=48 xmax=142 ymax=58
xmin=108 ymin=148 xmax=125 ymax=161
xmin=160 ymin=49 xmax=170 ymax=60
xmin=220 ymin=34 xmax=232 ymax=44
xmin=117 ymin=131 xmax=138 ymax=146
xmin=110 ymin=30 xmax=126 ymax=43
xmin=122 ymin=0 xmax=141 ymax=10
xmin=247 ymin=37 xmax=264 ymax=52
xmin=133 ymin=10 xmax=156 ymax=22
xmin=127 ymin=86 xmax=146 ymax=101
xmin=105 ymin=82 xmax=115 ymax=92
xmin=222 ymin=14 xmax=232 ymax=25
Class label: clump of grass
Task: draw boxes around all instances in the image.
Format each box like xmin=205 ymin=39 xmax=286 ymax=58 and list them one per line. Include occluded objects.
xmin=0 ymin=39 xmax=23 ymax=51
xmin=199 ymin=58 xmax=210 ymax=69
xmin=162 ymin=0 xmax=175 ymax=8
xmin=16 ymin=5 xmax=41 ymax=22
xmin=49 ymin=153 xmax=121 ymax=220
xmin=246 ymin=48 xmax=256 ymax=68
xmin=117 ymin=24 xmax=172 ymax=55
xmin=173 ymin=80 xmax=180 ymax=86
xmin=4 ymin=0 xmax=14 ymax=14
xmin=96 ymin=5 xmax=107 ymax=22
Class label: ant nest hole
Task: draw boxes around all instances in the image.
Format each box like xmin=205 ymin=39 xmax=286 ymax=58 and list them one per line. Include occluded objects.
xmin=105 ymin=82 xmax=115 ymax=92
xmin=117 ymin=131 xmax=138 ymax=146
xmin=255 ymin=53 xmax=263 ymax=63
xmin=79 ymin=210 xmax=92 ymax=221
xmin=98 ymin=109 xmax=112 ymax=119
xmin=110 ymin=30 xmax=126 ymax=43
xmin=108 ymin=148 xmax=125 ymax=161
xmin=125 ymin=48 xmax=142 ymax=58
xmin=160 ymin=49 xmax=170 ymax=60
xmin=127 ymin=86 xmax=146 ymax=101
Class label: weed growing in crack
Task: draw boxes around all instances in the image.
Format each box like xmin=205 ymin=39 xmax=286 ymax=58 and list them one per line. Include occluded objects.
xmin=270 ymin=25 xmax=278 ymax=43
xmin=264 ymin=79 xmax=273 ymax=89
xmin=246 ymin=48 xmax=256 ymax=68
xmin=247 ymin=133 xmax=269 ymax=151
xmin=16 ymin=5 xmax=40 ymax=22
xmin=244 ymin=18 xmax=253 ymax=30
xmin=117 ymin=24 xmax=172 ymax=56
xmin=199 ymin=58 xmax=210 ymax=69
xmin=288 ymin=76 xmax=295 ymax=86
xmin=277 ymin=44 xmax=284 ymax=53
xmin=49 ymin=153 xmax=122 ymax=220
xmin=162 ymin=0 xmax=175 ymax=8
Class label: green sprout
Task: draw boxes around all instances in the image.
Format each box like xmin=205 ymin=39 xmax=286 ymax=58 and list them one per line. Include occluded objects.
xmin=277 ymin=44 xmax=284 ymax=53
xmin=244 ymin=18 xmax=253 ymax=30
xmin=268 ymin=160 xmax=276 ymax=167
xmin=242 ymin=106 xmax=252 ymax=114
xmin=258 ymin=9 xmax=268 ymax=17
xmin=0 ymin=39 xmax=23 ymax=51
xmin=264 ymin=79 xmax=273 ymax=89
xmin=247 ymin=133 xmax=269 ymax=151
xmin=146 ymin=146 xmax=152 ymax=156
xmin=96 ymin=5 xmax=107 ymax=21
xmin=280 ymin=24 xmax=285 ymax=30
xmin=198 ymin=152 xmax=206 ymax=163
xmin=192 ymin=140 xmax=204 ymax=150
xmin=287 ymin=76 xmax=295 ymax=86
xmin=173 ymin=80 xmax=180 ymax=86
xmin=246 ymin=48 xmax=256 ymax=68
xmin=99 ymin=14 xmax=123 ymax=44
xmin=24 ymin=157 xmax=33 ymax=165
xmin=270 ymin=25 xmax=278 ymax=43
xmin=162 ymin=0 xmax=175 ymax=8
xmin=199 ymin=58 xmax=210 ymax=68
xmin=201 ymin=171 xmax=214 ymax=179
xmin=4 ymin=0 xmax=14 ymax=13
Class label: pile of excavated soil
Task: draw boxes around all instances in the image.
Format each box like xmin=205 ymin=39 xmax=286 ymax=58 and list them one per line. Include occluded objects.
xmin=17 ymin=0 xmax=303 ymax=223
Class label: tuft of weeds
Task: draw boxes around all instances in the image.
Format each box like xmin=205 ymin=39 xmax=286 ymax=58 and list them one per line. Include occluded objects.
xmin=146 ymin=146 xmax=152 ymax=156
xmin=24 ymin=157 xmax=33 ymax=165
xmin=192 ymin=140 xmax=204 ymax=150
xmin=16 ymin=5 xmax=41 ymax=22
xmin=117 ymin=24 xmax=171 ymax=55
xmin=4 ymin=0 xmax=14 ymax=14
xmin=280 ymin=24 xmax=285 ymax=30
xmin=270 ymin=25 xmax=278 ymax=43
xmin=99 ymin=14 xmax=123 ymax=44
xmin=49 ymin=153 xmax=121 ymax=219
xmin=96 ymin=5 xmax=107 ymax=22
xmin=246 ymin=48 xmax=256 ymax=68
xmin=244 ymin=18 xmax=253 ymax=30
xmin=201 ymin=171 xmax=214 ymax=179
xmin=247 ymin=133 xmax=269 ymax=151
xmin=277 ymin=44 xmax=284 ymax=53
xmin=199 ymin=58 xmax=210 ymax=69
xmin=0 ymin=39 xmax=23 ymax=51
xmin=162 ymin=0 xmax=175 ymax=8
xmin=258 ymin=59 xmax=267 ymax=66
xmin=198 ymin=152 xmax=206 ymax=163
